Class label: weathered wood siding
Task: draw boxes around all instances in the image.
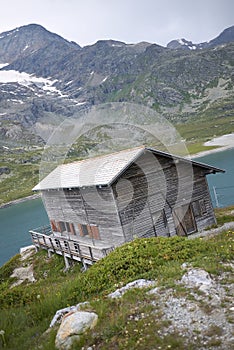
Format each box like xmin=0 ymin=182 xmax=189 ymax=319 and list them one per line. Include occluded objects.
xmin=190 ymin=166 xmax=216 ymax=229
xmin=112 ymin=150 xmax=216 ymax=239
xmin=42 ymin=186 xmax=124 ymax=247
xmin=112 ymin=151 xmax=175 ymax=240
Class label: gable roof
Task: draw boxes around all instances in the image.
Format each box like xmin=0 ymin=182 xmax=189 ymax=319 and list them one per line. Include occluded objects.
xmin=33 ymin=146 xmax=145 ymax=190
xmin=33 ymin=146 xmax=224 ymax=191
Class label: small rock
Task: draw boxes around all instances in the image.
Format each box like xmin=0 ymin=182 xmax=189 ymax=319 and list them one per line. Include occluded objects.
xmin=108 ymin=279 xmax=156 ymax=299
xmin=148 ymin=287 xmax=159 ymax=295
xmin=181 ymin=262 xmax=190 ymax=269
xmin=20 ymin=245 xmax=36 ymax=260
xmin=10 ymin=264 xmax=36 ymax=287
xmin=181 ymin=268 xmax=214 ymax=293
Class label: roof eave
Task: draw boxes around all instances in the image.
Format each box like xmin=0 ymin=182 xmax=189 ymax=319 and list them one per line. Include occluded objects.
xmin=146 ymin=147 xmax=225 ymax=174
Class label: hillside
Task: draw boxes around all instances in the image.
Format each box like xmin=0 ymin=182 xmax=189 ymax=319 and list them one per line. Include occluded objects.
xmin=0 ymin=221 xmax=233 ymax=349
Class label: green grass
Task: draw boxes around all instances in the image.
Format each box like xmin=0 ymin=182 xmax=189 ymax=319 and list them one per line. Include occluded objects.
xmin=0 ymin=230 xmax=233 ymax=349
xmin=0 ymin=163 xmax=39 ymax=205
xmin=0 ymin=148 xmax=42 ymax=205
xmin=176 ymin=114 xmax=234 ymax=143
xmin=185 ymin=142 xmax=220 ymax=155
xmin=215 ymin=205 xmax=234 ymax=225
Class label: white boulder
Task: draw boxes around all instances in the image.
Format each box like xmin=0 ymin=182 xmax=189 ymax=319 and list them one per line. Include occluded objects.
xmin=55 ymin=311 xmax=98 ymax=350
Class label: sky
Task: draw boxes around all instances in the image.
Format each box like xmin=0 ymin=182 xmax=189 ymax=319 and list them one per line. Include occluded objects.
xmin=0 ymin=0 xmax=233 ymax=47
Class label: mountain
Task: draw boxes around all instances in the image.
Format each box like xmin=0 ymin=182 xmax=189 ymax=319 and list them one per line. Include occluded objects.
xmin=0 ymin=23 xmax=80 ymax=63
xmin=0 ymin=24 xmax=233 ymax=145
xmin=206 ymin=25 xmax=234 ymax=47
xmin=167 ymin=25 xmax=234 ymax=50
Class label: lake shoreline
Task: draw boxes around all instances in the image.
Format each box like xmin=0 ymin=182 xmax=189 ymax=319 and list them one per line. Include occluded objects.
xmin=190 ymin=144 xmax=234 ymax=159
xmin=188 ymin=133 xmax=234 ymax=159
xmin=0 ymin=193 xmax=41 ymax=209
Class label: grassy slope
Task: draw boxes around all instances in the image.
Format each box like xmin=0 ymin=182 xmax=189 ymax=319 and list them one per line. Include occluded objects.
xmin=0 ymin=148 xmax=42 ymax=205
xmin=0 ymin=208 xmax=233 ymax=350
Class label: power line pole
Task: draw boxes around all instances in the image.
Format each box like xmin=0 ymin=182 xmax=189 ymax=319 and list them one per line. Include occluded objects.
xmin=213 ymin=186 xmax=219 ymax=207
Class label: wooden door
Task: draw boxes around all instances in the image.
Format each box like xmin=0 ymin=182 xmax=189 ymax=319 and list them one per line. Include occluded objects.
xmin=173 ymin=204 xmax=197 ymax=236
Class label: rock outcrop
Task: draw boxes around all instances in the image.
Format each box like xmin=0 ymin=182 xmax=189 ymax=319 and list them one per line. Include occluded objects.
xmin=55 ymin=311 xmax=98 ymax=350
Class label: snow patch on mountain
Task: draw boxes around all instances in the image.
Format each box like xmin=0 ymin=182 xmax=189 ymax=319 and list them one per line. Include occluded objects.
xmin=0 ymin=69 xmax=64 ymax=95
xmin=0 ymin=63 xmax=9 ymax=69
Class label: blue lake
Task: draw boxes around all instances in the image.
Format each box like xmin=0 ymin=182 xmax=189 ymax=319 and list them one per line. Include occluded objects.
xmin=0 ymin=198 xmax=49 ymax=266
xmin=195 ymin=148 xmax=234 ymax=208
xmin=0 ymin=148 xmax=233 ymax=266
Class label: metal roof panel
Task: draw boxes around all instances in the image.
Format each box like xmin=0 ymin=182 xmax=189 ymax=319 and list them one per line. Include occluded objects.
xmin=33 ymin=146 xmax=224 ymax=191
xmin=33 ymin=146 xmax=145 ymax=190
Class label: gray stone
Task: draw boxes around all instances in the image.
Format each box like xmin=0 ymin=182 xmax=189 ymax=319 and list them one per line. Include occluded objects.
xmin=55 ymin=311 xmax=98 ymax=350
xmin=50 ymin=302 xmax=90 ymax=327
xmin=10 ymin=264 xmax=36 ymax=287
xmin=181 ymin=268 xmax=214 ymax=293
xmin=147 ymin=287 xmax=160 ymax=295
xmin=108 ymin=279 xmax=156 ymax=299
xmin=20 ymin=245 xmax=36 ymax=260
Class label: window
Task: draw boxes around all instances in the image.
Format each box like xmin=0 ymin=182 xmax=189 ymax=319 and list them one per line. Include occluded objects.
xmin=77 ymin=223 xmax=100 ymax=239
xmin=81 ymin=224 xmax=89 ymax=236
xmin=192 ymin=199 xmax=207 ymax=217
xmin=58 ymin=221 xmax=66 ymax=232
xmin=199 ymin=199 xmax=207 ymax=215
xmin=78 ymin=223 xmax=89 ymax=236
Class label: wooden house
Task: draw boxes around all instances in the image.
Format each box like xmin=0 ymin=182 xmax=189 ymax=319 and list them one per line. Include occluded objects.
xmin=30 ymin=146 xmax=224 ymax=267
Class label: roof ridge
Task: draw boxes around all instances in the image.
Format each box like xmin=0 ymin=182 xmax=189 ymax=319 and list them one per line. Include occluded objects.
xmin=60 ymin=145 xmax=146 ymax=167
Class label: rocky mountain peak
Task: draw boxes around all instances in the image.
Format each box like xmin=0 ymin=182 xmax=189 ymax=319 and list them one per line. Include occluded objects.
xmin=0 ymin=23 xmax=80 ymax=65
xmin=167 ymin=25 xmax=234 ymax=50
xmin=167 ymin=38 xmax=198 ymax=50
xmin=94 ymin=39 xmax=126 ymax=48
xmin=207 ymin=25 xmax=234 ymax=47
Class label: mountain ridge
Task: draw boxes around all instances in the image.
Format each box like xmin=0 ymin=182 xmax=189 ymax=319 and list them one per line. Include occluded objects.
xmin=167 ymin=25 xmax=234 ymax=50
xmin=0 ymin=23 xmax=233 ymax=145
